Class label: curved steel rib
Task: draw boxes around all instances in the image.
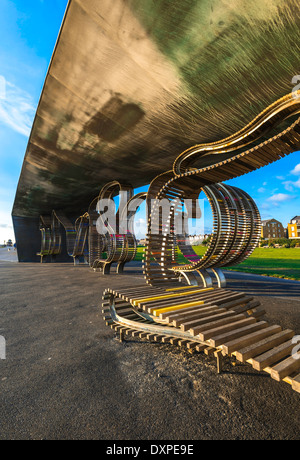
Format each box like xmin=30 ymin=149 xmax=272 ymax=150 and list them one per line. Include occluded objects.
xmin=37 ymin=210 xmax=90 ymax=265
xmin=52 ymin=210 xmax=89 ymax=265
xmin=37 ymin=92 xmax=300 ymax=279
xmin=73 ymin=213 xmax=89 ymax=264
xmin=36 ymin=189 xmax=144 ymax=271
xmin=173 ymin=91 xmax=300 ymax=175
xmin=92 ymin=181 xmax=134 ymax=274
xmin=37 ymin=215 xmax=52 ymax=263
xmin=144 ymin=92 xmax=300 ymax=287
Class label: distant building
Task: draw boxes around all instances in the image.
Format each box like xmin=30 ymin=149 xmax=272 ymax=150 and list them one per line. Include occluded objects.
xmin=287 ymin=216 xmax=300 ymax=239
xmin=261 ymin=219 xmax=285 ymax=239
xmin=189 ymin=234 xmax=211 ymax=245
xmin=138 ymin=238 xmax=147 ymax=246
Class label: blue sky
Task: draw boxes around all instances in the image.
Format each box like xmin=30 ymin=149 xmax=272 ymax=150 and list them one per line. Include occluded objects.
xmin=0 ymin=0 xmax=299 ymax=243
xmin=0 ymin=0 xmax=68 ymax=243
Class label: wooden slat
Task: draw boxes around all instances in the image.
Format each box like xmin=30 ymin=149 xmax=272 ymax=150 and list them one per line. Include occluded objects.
xmin=160 ymin=292 xmax=247 ymax=313
xmin=161 ymin=336 xmax=172 ymax=343
xmin=143 ymin=289 xmax=245 ymax=312
xmin=146 ymin=333 xmax=157 ymax=341
xmin=139 ymin=332 xmax=149 ymax=339
xmin=170 ymin=306 xmax=224 ymax=326
xmin=189 ymin=313 xmax=249 ymax=336
xmin=204 ymin=347 xmax=215 ymax=356
xmin=186 ymin=342 xmax=198 ymax=350
xmin=130 ymin=330 xmax=142 ymax=337
xmin=160 ymin=304 xmax=219 ymax=321
xmin=232 ymin=301 xmax=260 ymax=315
xmin=180 ymin=310 xmax=238 ymax=332
xmin=195 ymin=344 xmax=207 ymax=352
xmin=170 ymin=337 xmax=180 ymax=345
xmin=208 ymin=321 xmax=268 ymax=348
xmin=150 ymin=299 xmax=206 ymax=316
xmin=105 ymin=320 xmax=114 ymax=326
xmin=248 ymin=307 xmax=266 ymax=319
xmin=251 ymin=339 xmax=295 ymax=371
xmin=178 ymin=339 xmax=190 ymax=347
xmin=222 ymin=325 xmax=282 ymax=355
xmin=291 ymin=374 xmax=300 ymax=393
xmin=270 ymin=355 xmax=300 ymax=382
xmin=133 ymin=287 xmax=214 ymax=305
xmin=235 ymin=329 xmax=295 ymax=363
xmin=195 ymin=317 xmax=256 ymax=340
xmin=125 ymin=329 xmax=137 ymax=337
xmin=154 ymin=335 xmax=165 ymax=342
xmin=216 ymin=296 xmax=254 ymax=310
xmin=148 ymin=290 xmax=234 ymax=313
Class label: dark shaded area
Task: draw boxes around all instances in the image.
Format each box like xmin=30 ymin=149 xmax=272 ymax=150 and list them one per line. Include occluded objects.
xmin=13 ymin=215 xmax=77 ymax=263
xmin=12 ymin=216 xmax=41 ymax=263
xmin=84 ymin=96 xmax=145 ymax=142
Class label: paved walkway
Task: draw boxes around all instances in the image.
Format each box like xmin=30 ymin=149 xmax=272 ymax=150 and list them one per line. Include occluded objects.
xmin=0 ymin=248 xmax=18 ymax=263
xmin=0 ymin=261 xmax=299 ymax=440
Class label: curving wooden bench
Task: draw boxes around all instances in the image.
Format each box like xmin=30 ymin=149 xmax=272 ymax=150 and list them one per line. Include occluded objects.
xmin=100 ymin=92 xmax=300 ymax=394
xmin=144 ymin=91 xmax=300 ymax=288
xmin=102 ymin=285 xmax=300 ymax=393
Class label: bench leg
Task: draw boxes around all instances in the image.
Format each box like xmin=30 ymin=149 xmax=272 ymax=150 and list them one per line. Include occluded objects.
xmin=214 ymin=350 xmax=223 ymax=374
xmin=119 ymin=330 xmax=125 ymax=343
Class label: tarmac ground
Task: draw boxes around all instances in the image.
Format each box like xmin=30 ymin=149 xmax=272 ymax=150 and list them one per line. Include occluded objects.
xmin=0 ymin=259 xmax=299 ymax=440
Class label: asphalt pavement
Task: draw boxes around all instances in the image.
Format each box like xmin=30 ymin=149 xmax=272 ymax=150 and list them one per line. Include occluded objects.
xmin=0 ymin=261 xmax=299 ymax=440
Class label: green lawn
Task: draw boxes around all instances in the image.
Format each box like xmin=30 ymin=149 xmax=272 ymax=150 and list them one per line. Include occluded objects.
xmin=225 ymin=247 xmax=300 ymax=281
xmin=135 ymin=246 xmax=300 ymax=281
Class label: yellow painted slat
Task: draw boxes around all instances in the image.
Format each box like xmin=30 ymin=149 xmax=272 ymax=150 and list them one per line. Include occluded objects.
xmin=151 ymin=300 xmax=205 ymax=316
xmin=166 ymin=285 xmax=213 ymax=292
xmin=133 ymin=287 xmax=213 ymax=306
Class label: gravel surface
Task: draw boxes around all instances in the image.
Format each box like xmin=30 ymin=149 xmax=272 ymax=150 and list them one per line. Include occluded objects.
xmin=0 ymin=261 xmax=299 ymax=440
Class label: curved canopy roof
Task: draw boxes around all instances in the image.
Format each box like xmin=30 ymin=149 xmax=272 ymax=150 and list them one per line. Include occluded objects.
xmin=13 ymin=0 xmax=300 ymax=218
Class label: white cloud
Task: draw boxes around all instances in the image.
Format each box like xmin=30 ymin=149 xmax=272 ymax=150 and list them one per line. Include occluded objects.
xmin=0 ymin=77 xmax=35 ymax=137
xmin=257 ymin=187 xmax=266 ymax=193
xmin=0 ymin=211 xmax=14 ymax=244
xmin=283 ymin=178 xmax=300 ymax=192
xmin=291 ymin=163 xmax=300 ymax=175
xmin=267 ymin=193 xmax=295 ymax=203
